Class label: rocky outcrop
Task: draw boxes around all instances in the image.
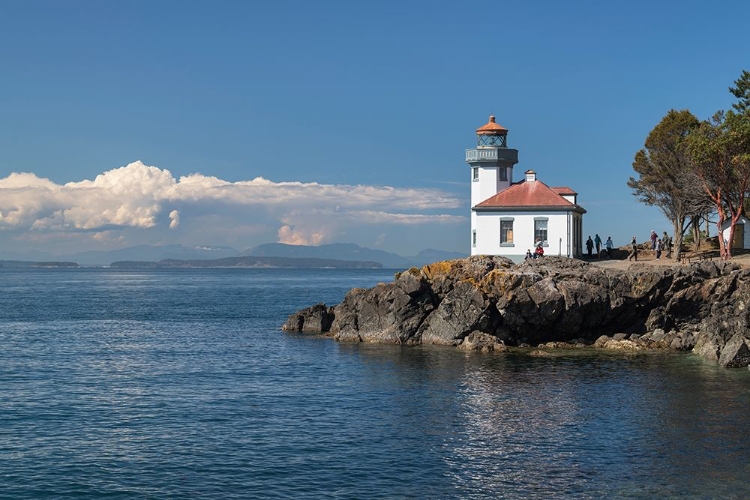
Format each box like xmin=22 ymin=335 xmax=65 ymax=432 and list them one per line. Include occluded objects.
xmin=282 ymin=256 xmax=750 ymax=368
xmin=281 ymin=303 xmax=334 ymax=333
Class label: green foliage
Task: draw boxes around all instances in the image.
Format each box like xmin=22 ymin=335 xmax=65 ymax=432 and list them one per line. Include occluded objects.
xmin=628 ymin=109 xmax=708 ymax=259
xmin=686 ymin=107 xmax=750 ymax=257
xmin=630 ymin=70 xmax=750 ymax=259
xmin=729 ymin=69 xmax=750 ymax=114
xmin=683 ymin=229 xmax=708 ymax=245
xmin=628 ymin=109 xmax=700 ymax=214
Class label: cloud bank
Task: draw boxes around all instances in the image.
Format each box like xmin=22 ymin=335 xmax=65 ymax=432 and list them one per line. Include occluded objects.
xmin=0 ymin=161 xmax=464 ymax=251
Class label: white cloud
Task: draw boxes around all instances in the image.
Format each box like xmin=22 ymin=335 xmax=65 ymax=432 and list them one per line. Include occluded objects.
xmin=0 ymin=160 xmax=466 ymax=253
xmin=277 ymin=225 xmax=328 ymax=246
xmin=169 ymin=210 xmax=180 ymax=229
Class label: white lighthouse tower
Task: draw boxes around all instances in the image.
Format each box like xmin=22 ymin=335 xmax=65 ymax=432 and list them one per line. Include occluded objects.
xmin=466 ymin=115 xmax=519 ymax=251
xmin=466 ymin=116 xmax=519 ymax=207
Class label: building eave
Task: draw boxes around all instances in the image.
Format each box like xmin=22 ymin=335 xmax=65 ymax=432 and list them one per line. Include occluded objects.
xmin=473 ymin=205 xmax=587 ymax=214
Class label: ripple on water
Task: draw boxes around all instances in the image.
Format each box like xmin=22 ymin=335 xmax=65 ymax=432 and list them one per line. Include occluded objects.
xmin=1 ymin=269 xmax=750 ymax=498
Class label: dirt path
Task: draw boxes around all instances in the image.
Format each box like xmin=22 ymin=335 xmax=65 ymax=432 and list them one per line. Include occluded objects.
xmin=586 ymin=251 xmax=750 ymax=271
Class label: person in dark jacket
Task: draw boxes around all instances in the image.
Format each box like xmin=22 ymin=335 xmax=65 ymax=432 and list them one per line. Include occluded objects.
xmin=628 ymin=236 xmax=638 ymax=261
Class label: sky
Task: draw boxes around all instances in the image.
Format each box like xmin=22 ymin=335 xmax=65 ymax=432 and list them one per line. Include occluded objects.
xmin=1 ymin=1 xmax=748 ymax=258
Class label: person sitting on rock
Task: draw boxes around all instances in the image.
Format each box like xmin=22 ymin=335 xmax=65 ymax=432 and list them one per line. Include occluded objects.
xmin=534 ymin=245 xmax=544 ymax=258
xmin=525 ymin=249 xmax=533 ymax=260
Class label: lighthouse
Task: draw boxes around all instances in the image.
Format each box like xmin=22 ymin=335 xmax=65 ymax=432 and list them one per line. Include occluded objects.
xmin=466 ymin=115 xmax=586 ymax=260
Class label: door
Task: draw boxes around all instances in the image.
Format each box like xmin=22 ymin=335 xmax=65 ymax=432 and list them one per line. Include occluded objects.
xmin=733 ymin=223 xmax=745 ymax=249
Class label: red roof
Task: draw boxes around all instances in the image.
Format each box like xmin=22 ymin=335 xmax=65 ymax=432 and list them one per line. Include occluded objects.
xmin=475 ymin=179 xmax=584 ymax=212
xmin=476 ymin=115 xmax=508 ymax=135
xmin=552 ymin=187 xmax=577 ymax=196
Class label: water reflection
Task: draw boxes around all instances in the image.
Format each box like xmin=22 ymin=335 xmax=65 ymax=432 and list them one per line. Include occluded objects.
xmin=348 ymin=345 xmax=750 ymax=498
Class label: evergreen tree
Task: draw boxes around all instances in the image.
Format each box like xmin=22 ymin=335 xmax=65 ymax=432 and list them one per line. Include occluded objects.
xmin=729 ymin=70 xmax=750 ymax=114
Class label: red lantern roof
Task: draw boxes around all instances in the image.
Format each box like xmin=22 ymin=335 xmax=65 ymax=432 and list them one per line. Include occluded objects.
xmin=476 ymin=115 xmax=508 ymax=135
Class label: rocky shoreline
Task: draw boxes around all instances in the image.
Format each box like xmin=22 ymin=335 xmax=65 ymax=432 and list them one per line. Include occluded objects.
xmin=282 ymin=256 xmax=750 ymax=369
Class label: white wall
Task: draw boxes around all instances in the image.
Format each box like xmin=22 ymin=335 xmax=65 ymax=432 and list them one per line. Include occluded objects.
xmin=471 ymin=210 xmax=578 ymax=259
xmin=720 ymin=217 xmax=750 ymax=249
xmin=470 ymin=166 xmax=511 ymax=207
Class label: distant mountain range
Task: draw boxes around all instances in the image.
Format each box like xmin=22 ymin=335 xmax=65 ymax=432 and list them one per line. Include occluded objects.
xmin=0 ymin=243 xmax=467 ymax=268
xmin=240 ymin=243 xmax=467 ymax=269
xmin=110 ymin=256 xmax=382 ymax=269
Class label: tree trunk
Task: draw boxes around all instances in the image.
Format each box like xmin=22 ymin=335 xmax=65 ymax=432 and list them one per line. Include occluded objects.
xmin=716 ymin=210 xmax=728 ymax=259
xmin=672 ymin=218 xmax=684 ymax=262
xmin=693 ymin=218 xmax=702 ymax=250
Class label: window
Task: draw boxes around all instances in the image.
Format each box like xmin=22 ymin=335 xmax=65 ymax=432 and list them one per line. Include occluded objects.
xmin=498 ymin=167 xmax=507 ymax=181
xmin=472 ymin=167 xmax=479 ymax=181
xmin=478 ymin=135 xmax=507 ymax=147
xmin=534 ymin=218 xmax=548 ymax=245
xmin=472 ymin=230 xmax=477 ymax=247
xmin=500 ymin=219 xmax=514 ymax=245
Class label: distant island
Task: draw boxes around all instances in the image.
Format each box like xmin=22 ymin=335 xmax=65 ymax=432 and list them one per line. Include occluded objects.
xmin=110 ymin=256 xmax=382 ymax=269
xmin=0 ymin=260 xmax=78 ymax=268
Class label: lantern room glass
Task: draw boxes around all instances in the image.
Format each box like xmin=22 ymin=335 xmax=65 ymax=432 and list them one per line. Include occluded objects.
xmin=477 ymin=134 xmax=507 ymax=147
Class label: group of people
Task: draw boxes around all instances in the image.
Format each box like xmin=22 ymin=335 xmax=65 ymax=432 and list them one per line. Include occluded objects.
xmin=525 ymin=240 xmax=545 ymax=260
xmin=627 ymin=230 xmax=672 ymax=261
xmin=529 ymin=231 xmax=673 ymax=261
xmin=585 ymin=234 xmax=614 ymax=258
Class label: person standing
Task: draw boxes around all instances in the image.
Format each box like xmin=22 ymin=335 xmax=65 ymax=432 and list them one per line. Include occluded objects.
xmin=628 ymin=236 xmax=638 ymax=261
xmin=662 ymin=231 xmax=672 ymax=259
xmin=605 ymin=236 xmax=614 ymax=258
xmin=594 ymin=234 xmax=602 ymax=257
xmin=655 ymin=238 xmax=662 ymax=260
xmin=650 ymin=230 xmax=658 ymax=252
xmin=586 ymin=236 xmax=594 ymax=258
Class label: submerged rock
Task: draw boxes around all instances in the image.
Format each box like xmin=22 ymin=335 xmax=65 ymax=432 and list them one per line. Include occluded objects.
xmin=282 ymin=256 xmax=750 ymax=368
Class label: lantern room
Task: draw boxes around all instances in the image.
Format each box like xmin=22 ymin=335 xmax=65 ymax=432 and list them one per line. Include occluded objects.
xmin=476 ymin=115 xmax=508 ymax=148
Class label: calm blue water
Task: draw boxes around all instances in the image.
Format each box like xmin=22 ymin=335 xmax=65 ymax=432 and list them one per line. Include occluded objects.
xmin=1 ymin=268 xmax=750 ymax=499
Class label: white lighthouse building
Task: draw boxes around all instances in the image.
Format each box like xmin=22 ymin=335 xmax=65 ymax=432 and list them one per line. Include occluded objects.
xmin=467 ymin=115 xmax=585 ymax=260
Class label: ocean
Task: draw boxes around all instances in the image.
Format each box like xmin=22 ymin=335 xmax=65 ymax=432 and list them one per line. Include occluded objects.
xmin=1 ymin=267 xmax=749 ymax=499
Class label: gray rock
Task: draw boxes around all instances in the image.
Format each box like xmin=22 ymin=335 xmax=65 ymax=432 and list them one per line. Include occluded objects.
xmin=668 ymin=330 xmax=696 ymax=351
xmin=283 ymin=255 xmax=750 ymax=368
xmin=331 ymin=279 xmax=435 ymax=344
xmin=650 ymin=329 xmax=666 ymax=341
xmin=718 ymin=334 xmax=750 ymax=368
xmin=693 ymin=333 xmax=722 ymax=361
xmin=419 ymin=281 xmax=496 ymax=345
xmin=603 ymin=339 xmax=643 ymax=350
xmin=594 ymin=335 xmax=611 ymax=348
xmin=458 ymin=332 xmax=508 ymax=352
xmin=282 ymin=303 xmax=333 ymax=333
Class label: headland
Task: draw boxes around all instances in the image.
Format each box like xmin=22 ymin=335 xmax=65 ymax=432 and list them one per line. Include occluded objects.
xmin=283 ymin=255 xmax=750 ymax=369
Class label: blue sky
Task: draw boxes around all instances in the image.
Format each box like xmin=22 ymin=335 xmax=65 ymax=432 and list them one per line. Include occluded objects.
xmin=1 ymin=1 xmax=748 ymax=257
